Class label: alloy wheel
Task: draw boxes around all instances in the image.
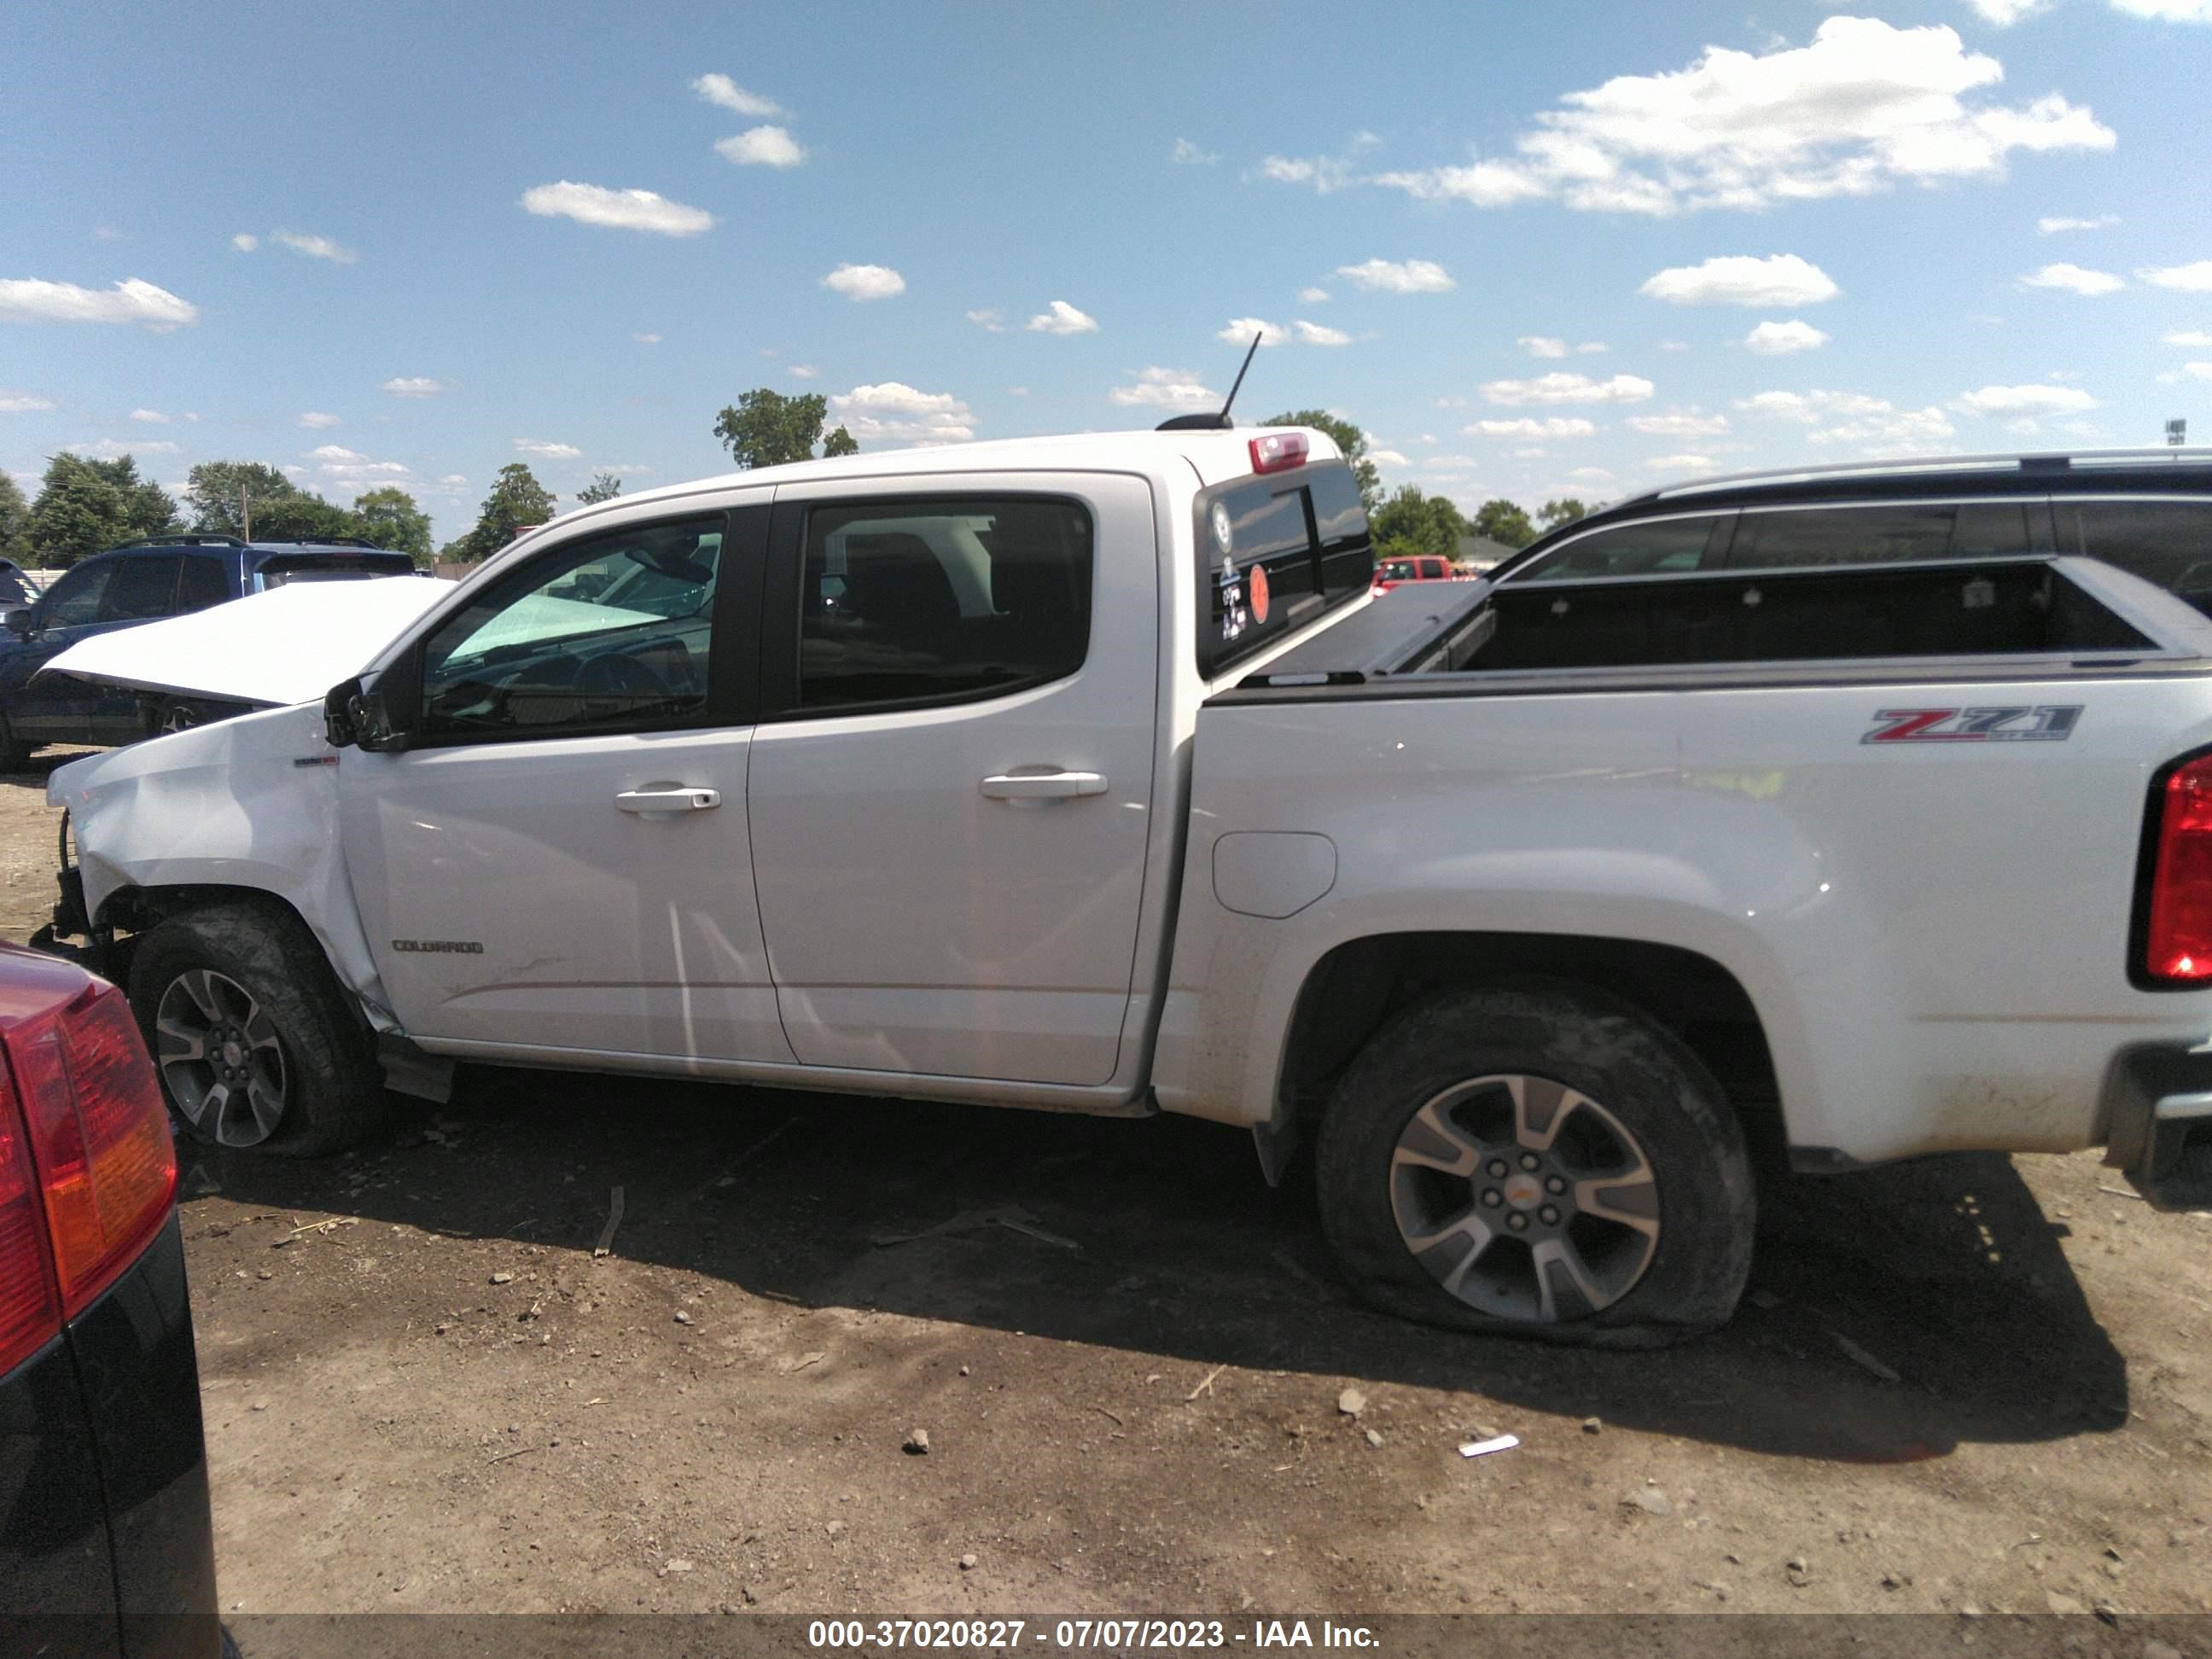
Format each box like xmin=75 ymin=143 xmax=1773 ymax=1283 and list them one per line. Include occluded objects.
xmin=154 ymin=968 xmax=289 ymax=1147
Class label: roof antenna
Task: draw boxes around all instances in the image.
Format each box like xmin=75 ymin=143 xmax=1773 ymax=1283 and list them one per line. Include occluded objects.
xmin=1156 ymin=330 xmax=1262 ymax=432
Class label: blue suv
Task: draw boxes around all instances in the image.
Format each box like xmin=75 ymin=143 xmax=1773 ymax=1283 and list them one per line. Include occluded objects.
xmin=0 ymin=535 xmax=414 ymax=768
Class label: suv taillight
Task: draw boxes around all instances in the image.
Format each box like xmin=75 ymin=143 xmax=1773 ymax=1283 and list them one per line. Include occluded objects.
xmin=0 ymin=984 xmax=176 ymax=1370
xmin=2145 ymin=754 xmax=2212 ymax=983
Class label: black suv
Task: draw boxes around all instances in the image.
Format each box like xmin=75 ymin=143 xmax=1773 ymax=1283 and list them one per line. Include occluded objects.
xmin=1495 ymin=450 xmax=2212 ymax=607
xmin=0 ymin=535 xmax=414 ymax=767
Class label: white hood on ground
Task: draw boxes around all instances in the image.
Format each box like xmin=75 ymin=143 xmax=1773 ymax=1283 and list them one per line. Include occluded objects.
xmin=38 ymin=576 xmax=454 ymax=707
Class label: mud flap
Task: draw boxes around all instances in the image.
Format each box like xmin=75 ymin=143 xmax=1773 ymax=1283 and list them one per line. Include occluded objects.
xmin=2104 ymin=1049 xmax=2212 ymax=1212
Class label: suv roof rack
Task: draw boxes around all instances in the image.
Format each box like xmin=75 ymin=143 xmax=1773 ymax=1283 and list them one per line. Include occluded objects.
xmin=248 ymin=536 xmax=387 ymax=550
xmin=106 ymin=534 xmax=248 ymax=551
xmin=1648 ymin=446 xmax=2212 ymax=504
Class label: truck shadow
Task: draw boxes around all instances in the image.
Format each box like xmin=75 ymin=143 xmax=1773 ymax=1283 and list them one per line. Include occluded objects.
xmin=191 ymin=1065 xmax=2126 ymax=1465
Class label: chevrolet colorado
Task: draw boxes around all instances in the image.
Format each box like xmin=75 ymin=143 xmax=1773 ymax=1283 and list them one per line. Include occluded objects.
xmin=37 ymin=428 xmax=2212 ymax=1345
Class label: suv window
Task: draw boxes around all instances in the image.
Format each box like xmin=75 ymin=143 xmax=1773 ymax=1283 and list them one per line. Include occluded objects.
xmin=418 ymin=515 xmax=723 ymax=739
xmin=1730 ymin=506 xmax=1954 ymax=569
xmin=797 ymin=498 xmax=1091 ymax=711
xmin=2058 ymin=501 xmax=2212 ymax=597
xmin=178 ymin=556 xmax=230 ymax=613
xmin=1518 ymin=515 xmax=1732 ymax=582
xmin=36 ymin=561 xmax=117 ymax=629
xmin=99 ymin=554 xmax=182 ymax=622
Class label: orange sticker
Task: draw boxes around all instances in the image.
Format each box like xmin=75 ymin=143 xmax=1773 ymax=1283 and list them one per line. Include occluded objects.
xmin=1249 ymin=562 xmax=1271 ymax=625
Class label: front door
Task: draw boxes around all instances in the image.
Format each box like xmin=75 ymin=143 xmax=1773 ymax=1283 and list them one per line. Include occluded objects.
xmin=745 ymin=475 xmax=1159 ymax=1086
xmin=2 ymin=553 xmax=180 ymax=744
xmin=336 ymin=503 xmax=790 ymax=1064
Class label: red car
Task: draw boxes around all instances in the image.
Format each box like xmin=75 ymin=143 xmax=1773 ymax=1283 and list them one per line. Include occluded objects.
xmin=1371 ymin=554 xmax=1461 ymax=592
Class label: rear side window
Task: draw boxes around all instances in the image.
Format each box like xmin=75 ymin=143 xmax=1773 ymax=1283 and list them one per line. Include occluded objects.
xmin=178 ymin=556 xmax=230 ymax=613
xmin=1517 ymin=515 xmax=1732 ymax=583
xmin=2058 ymin=501 xmax=2212 ymax=597
xmin=799 ymin=498 xmax=1091 ymax=711
xmin=1196 ymin=459 xmax=1372 ymax=677
xmin=1731 ymin=506 xmax=1954 ymax=569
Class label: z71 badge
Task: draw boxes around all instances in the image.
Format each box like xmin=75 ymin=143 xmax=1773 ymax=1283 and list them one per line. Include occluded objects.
xmin=1862 ymin=705 xmax=2084 ymax=744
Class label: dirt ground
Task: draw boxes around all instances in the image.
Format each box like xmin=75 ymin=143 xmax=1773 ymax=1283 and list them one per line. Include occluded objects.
xmin=6 ymin=753 xmax=2212 ymax=1622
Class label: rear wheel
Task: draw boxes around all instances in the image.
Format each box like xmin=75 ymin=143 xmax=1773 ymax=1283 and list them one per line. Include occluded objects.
xmin=1316 ymin=981 xmax=1755 ymax=1348
xmin=127 ymin=899 xmax=388 ymax=1156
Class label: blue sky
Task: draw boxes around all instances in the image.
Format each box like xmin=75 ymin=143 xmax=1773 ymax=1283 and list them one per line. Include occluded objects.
xmin=5 ymin=1 xmax=2212 ymax=544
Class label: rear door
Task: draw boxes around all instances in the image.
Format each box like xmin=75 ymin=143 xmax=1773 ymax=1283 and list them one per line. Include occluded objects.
xmin=744 ymin=474 xmax=1158 ymax=1086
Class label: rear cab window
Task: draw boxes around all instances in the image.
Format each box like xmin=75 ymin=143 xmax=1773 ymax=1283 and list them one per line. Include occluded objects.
xmin=254 ymin=550 xmax=416 ymax=589
xmin=1196 ymin=460 xmax=1372 ymax=678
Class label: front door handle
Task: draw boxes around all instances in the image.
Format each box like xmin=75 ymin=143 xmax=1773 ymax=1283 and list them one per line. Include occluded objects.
xmin=614 ymin=785 xmax=720 ymax=813
xmin=980 ymin=770 xmax=1107 ymax=800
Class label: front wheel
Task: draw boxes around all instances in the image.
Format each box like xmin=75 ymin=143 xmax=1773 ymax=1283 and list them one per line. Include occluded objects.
xmin=127 ymin=899 xmax=389 ymax=1156
xmin=1315 ymin=981 xmax=1755 ymax=1348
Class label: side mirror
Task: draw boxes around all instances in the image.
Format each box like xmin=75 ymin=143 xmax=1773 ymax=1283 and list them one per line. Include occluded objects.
xmin=3 ymin=608 xmax=33 ymax=638
xmin=323 ymin=674 xmax=404 ymax=752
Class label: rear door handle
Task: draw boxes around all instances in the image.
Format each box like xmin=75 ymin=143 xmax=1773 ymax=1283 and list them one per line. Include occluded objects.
xmin=614 ymin=786 xmax=720 ymax=813
xmin=980 ymin=771 xmax=1107 ymax=800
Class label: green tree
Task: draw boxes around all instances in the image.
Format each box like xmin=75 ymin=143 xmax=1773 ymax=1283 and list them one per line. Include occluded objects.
xmin=1368 ymin=484 xmax=1469 ymax=560
xmin=186 ymin=460 xmax=302 ymax=536
xmin=1264 ymin=408 xmax=1381 ymax=515
xmin=712 ymin=388 xmax=835 ymax=469
xmin=1538 ymin=498 xmax=1591 ymax=533
xmin=821 ymin=425 xmax=859 ymax=458
xmin=27 ymin=454 xmax=134 ymax=566
xmin=352 ymin=487 xmax=434 ymax=563
xmin=1472 ymin=497 xmax=1537 ymax=550
xmin=576 ymin=472 xmax=624 ymax=506
xmin=87 ymin=456 xmax=177 ymax=541
xmin=0 ymin=472 xmax=30 ymax=563
xmin=454 ymin=463 xmax=556 ymax=562
xmin=242 ymin=493 xmax=358 ymax=544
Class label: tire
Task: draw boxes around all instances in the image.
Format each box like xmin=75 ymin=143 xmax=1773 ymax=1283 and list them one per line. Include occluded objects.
xmin=1315 ymin=980 xmax=1755 ymax=1348
xmin=127 ymin=899 xmax=388 ymax=1157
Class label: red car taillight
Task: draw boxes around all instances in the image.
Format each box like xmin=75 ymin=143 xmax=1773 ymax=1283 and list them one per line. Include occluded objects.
xmin=2145 ymin=754 xmax=2212 ymax=983
xmin=0 ymin=983 xmax=176 ymax=1372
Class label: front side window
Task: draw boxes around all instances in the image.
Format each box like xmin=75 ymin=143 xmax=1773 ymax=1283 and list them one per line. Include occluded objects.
xmin=37 ymin=561 xmax=116 ymax=628
xmin=98 ymin=555 xmax=182 ymax=622
xmin=418 ymin=515 xmax=723 ymax=739
xmin=1516 ymin=515 xmax=1732 ymax=582
xmin=797 ymin=498 xmax=1091 ymax=711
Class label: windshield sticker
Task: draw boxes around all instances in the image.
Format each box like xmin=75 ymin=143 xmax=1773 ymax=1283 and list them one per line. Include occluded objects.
xmin=1862 ymin=706 xmax=2084 ymax=744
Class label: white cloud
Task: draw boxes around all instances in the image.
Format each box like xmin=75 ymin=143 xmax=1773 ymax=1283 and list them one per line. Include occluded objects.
xmin=1298 ymin=286 xmax=1330 ymax=304
xmin=1028 ymin=300 xmax=1098 ymax=335
xmin=1953 ymin=382 xmax=2099 ymax=414
xmin=1644 ymin=454 xmax=1720 ymax=473
xmin=2163 ymin=329 xmax=2212 ymax=346
xmin=1218 ymin=317 xmax=1284 ymax=346
xmin=965 ymin=308 xmax=1005 ymax=332
xmin=381 ymin=376 xmax=444 ymax=397
xmin=1371 ymin=17 xmax=2113 ymax=218
xmin=1293 ymin=319 xmax=1351 ymax=346
xmin=1628 ymin=410 xmax=1732 ymax=437
xmin=1470 ymin=417 xmax=1598 ymax=439
xmin=299 ymin=411 xmax=340 ymax=428
xmin=273 ymin=230 xmax=356 ymax=264
xmin=2110 ymin=0 xmax=2212 ymax=16
xmin=1519 ymin=336 xmax=1569 ymax=358
xmin=74 ymin=438 xmax=178 ymax=457
xmin=521 ymin=182 xmax=714 ymax=236
xmin=1641 ymin=254 xmax=1839 ymax=307
xmin=0 ymin=277 xmax=197 ymax=328
xmin=1369 ymin=448 xmax=1410 ymax=467
xmin=1479 ymin=372 xmax=1655 ymax=406
xmin=310 ymin=444 xmax=363 ymax=462
xmin=128 ymin=408 xmax=168 ymax=423
xmin=821 ymin=263 xmax=905 ymax=301
xmin=2176 ymin=362 xmax=2212 ymax=381
xmin=436 ymin=474 xmax=468 ymax=488
xmin=634 ymin=332 xmax=661 ymax=345
xmin=1258 ymin=139 xmax=1374 ymax=194
xmin=1736 ymin=388 xmax=1956 ymax=450
xmin=1109 ymin=368 xmax=1220 ymax=410
xmin=1336 ymin=258 xmax=1454 ymax=294
xmin=2140 ymin=261 xmax=2212 ymax=291
xmin=693 ymin=75 xmax=786 ymax=118
xmin=830 ymin=381 xmax=975 ymax=445
xmin=789 ymin=364 xmax=818 ymax=379
xmin=1970 ymin=0 xmax=2048 ymax=22
xmin=1745 ymin=319 xmax=1831 ymax=354
xmin=2020 ymin=261 xmax=2125 ymax=294
xmin=716 ymin=125 xmax=806 ymax=168
xmin=515 ymin=439 xmax=581 ymax=458
xmin=1 ymin=392 xmax=56 ymax=413
xmin=1172 ymin=138 xmax=1219 ymax=165
xmin=1576 ymin=341 xmax=1609 ymax=353
xmin=231 ymin=233 xmax=258 ymax=252
xmin=2039 ymin=213 xmax=2119 ymax=232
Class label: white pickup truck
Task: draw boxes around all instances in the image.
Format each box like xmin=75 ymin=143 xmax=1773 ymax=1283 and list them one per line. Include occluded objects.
xmin=40 ymin=426 xmax=2212 ymax=1347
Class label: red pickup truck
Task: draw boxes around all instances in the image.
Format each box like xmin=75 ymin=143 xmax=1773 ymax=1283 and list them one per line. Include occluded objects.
xmin=1372 ymin=554 xmax=1460 ymax=592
